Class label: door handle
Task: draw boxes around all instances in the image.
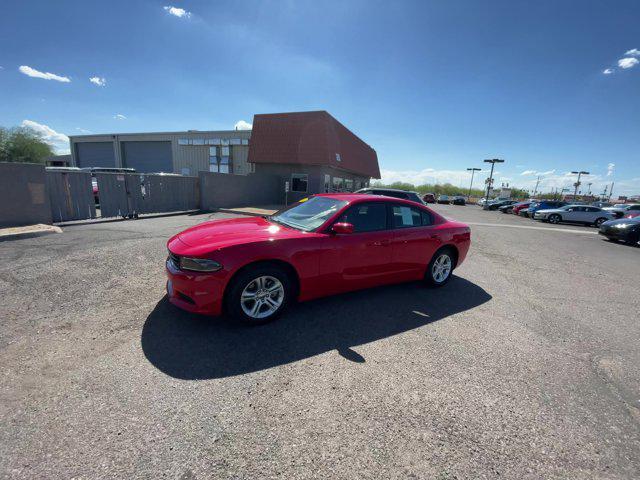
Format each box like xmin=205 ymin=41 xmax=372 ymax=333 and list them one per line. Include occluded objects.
xmin=372 ymin=239 xmax=390 ymax=247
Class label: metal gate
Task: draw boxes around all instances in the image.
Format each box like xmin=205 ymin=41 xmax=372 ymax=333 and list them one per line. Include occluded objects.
xmin=46 ymin=170 xmax=96 ymax=222
xmin=96 ymin=173 xmax=199 ymax=218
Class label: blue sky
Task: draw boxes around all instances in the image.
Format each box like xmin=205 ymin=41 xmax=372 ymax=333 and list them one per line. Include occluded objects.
xmin=1 ymin=0 xmax=639 ymax=195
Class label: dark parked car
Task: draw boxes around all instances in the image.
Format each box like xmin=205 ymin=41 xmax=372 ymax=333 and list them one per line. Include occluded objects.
xmin=485 ymin=200 xmax=517 ymax=211
xmin=423 ymin=193 xmax=436 ymax=203
xmin=437 ymin=195 xmax=451 ymax=204
xmin=499 ymin=201 xmax=526 ymax=214
xmin=355 ymin=188 xmax=424 ymax=204
xmin=452 ymin=196 xmax=466 ymax=205
xmin=598 ymin=217 xmax=640 ymax=246
xmin=526 ymin=200 xmax=567 ymax=217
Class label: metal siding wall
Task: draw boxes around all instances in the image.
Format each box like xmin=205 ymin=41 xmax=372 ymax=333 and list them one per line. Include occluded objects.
xmin=95 ymin=173 xmax=199 ymax=218
xmin=46 ymin=171 xmax=96 ymax=222
xmin=76 ymin=142 xmax=116 ymax=168
xmin=0 ymin=163 xmax=53 ymax=227
xmin=121 ymin=141 xmax=173 ymax=173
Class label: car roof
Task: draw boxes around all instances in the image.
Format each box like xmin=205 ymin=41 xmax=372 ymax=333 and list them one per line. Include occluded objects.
xmin=316 ymin=193 xmax=424 ymax=205
xmin=357 ymin=187 xmax=419 ymax=195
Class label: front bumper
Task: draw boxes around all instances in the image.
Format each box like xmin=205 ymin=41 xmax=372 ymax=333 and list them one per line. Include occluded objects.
xmin=165 ymin=258 xmax=227 ymax=315
xmin=598 ymin=229 xmax=629 ymax=242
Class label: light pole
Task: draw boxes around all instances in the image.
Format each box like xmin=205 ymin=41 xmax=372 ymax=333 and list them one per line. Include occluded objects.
xmin=483 ymin=159 xmax=504 ymax=207
xmin=571 ymin=170 xmax=589 ymax=200
xmin=587 ymin=182 xmax=592 ymax=196
xmin=466 ymin=167 xmax=481 ymax=199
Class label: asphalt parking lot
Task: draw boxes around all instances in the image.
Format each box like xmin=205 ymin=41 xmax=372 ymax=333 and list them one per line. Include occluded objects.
xmin=1 ymin=205 xmax=639 ymax=479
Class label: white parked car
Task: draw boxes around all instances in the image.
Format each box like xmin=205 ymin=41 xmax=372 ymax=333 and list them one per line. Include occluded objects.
xmin=533 ymin=205 xmax=614 ymax=227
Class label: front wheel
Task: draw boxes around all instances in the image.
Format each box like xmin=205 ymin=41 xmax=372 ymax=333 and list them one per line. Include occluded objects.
xmin=425 ymin=249 xmax=454 ymax=287
xmin=548 ymin=214 xmax=561 ymax=224
xmin=594 ymin=217 xmax=607 ymax=228
xmin=226 ymin=265 xmax=291 ymax=325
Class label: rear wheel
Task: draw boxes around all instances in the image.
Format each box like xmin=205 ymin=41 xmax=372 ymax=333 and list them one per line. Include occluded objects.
xmin=425 ymin=249 xmax=454 ymax=287
xmin=548 ymin=214 xmax=561 ymax=224
xmin=226 ymin=265 xmax=291 ymax=325
xmin=594 ymin=217 xmax=607 ymax=228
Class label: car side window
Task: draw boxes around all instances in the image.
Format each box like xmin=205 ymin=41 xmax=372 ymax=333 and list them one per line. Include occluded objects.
xmin=338 ymin=203 xmax=388 ymax=232
xmin=392 ymin=205 xmax=430 ymax=228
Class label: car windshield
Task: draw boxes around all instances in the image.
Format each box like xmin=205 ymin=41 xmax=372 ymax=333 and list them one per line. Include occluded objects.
xmin=270 ymin=196 xmax=347 ymax=232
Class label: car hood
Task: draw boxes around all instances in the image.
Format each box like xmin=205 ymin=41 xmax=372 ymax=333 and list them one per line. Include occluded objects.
xmin=168 ymin=216 xmax=309 ymax=256
xmin=602 ymin=218 xmax=640 ymax=228
xmin=535 ymin=208 xmax=563 ymax=214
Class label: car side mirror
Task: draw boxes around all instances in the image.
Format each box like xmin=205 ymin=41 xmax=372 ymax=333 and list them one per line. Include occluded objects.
xmin=331 ymin=222 xmax=354 ymax=234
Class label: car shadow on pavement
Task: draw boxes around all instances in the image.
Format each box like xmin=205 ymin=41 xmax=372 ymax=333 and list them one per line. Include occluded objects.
xmin=141 ymin=276 xmax=491 ymax=380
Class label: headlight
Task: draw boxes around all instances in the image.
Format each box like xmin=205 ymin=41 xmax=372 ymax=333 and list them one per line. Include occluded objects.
xmin=615 ymin=223 xmax=631 ymax=229
xmin=179 ymin=257 xmax=223 ymax=272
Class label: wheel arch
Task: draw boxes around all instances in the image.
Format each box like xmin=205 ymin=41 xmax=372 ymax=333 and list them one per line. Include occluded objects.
xmin=223 ymin=259 xmax=301 ymax=307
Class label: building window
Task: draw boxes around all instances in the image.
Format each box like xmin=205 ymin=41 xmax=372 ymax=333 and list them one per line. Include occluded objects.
xmin=332 ymin=177 xmax=343 ymax=191
xmin=209 ymin=146 xmax=217 ymax=156
xmin=336 ymin=153 xmax=341 ymax=162
xmin=291 ymin=173 xmax=308 ymax=192
xmin=192 ymin=138 xmax=205 ymax=145
xmin=324 ymin=174 xmax=331 ymax=192
xmin=345 ymin=179 xmax=354 ymax=191
xmin=209 ymin=154 xmax=231 ymax=174
xmin=221 ymin=139 xmax=230 ymax=145
xmin=230 ymin=138 xmax=241 ymax=145
xmin=221 ymin=146 xmax=230 ymax=156
xmin=178 ymin=139 xmax=189 ymax=145
xmin=241 ymin=139 xmax=249 ymax=145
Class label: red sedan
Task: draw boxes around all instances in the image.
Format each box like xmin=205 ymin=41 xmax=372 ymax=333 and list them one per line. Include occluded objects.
xmin=166 ymin=194 xmax=471 ymax=324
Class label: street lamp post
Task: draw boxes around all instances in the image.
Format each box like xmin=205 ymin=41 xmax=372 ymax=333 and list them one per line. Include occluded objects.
xmin=587 ymin=182 xmax=593 ymax=196
xmin=466 ymin=167 xmax=481 ymax=200
xmin=571 ymin=170 xmax=590 ymax=200
xmin=483 ymin=159 xmax=505 ymax=207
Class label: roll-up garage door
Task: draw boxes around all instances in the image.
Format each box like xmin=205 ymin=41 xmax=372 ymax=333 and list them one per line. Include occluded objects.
xmin=122 ymin=141 xmax=173 ymax=173
xmin=75 ymin=142 xmax=116 ymax=168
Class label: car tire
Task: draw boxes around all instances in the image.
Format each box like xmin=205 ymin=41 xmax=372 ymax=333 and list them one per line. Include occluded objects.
xmin=425 ymin=248 xmax=455 ymax=288
xmin=548 ymin=214 xmax=561 ymax=224
xmin=594 ymin=217 xmax=607 ymax=228
xmin=226 ymin=265 xmax=292 ymax=325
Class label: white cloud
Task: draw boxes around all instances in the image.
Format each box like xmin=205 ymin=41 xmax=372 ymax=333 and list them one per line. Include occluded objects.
xmin=113 ymin=114 xmax=127 ymax=120
xmin=625 ymin=48 xmax=640 ymax=56
xmin=602 ymin=68 xmax=614 ymax=75
xmin=19 ymin=65 xmax=71 ymax=82
xmin=618 ymin=57 xmax=639 ymax=69
xmin=163 ymin=6 xmax=191 ymax=18
xmin=89 ymin=76 xmax=106 ymax=87
xmin=76 ymin=127 xmax=93 ymax=134
xmin=21 ymin=120 xmax=69 ymax=153
xmin=520 ymin=169 xmax=555 ymax=176
xmin=234 ymin=120 xmax=252 ymax=130
xmin=379 ymin=167 xmax=490 ymax=187
xmin=607 ymin=163 xmax=615 ymax=177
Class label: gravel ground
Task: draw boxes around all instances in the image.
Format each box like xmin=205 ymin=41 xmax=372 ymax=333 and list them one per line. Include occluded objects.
xmin=1 ymin=206 xmax=639 ymax=479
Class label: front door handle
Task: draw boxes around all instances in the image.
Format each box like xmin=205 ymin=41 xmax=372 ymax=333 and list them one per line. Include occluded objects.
xmin=372 ymin=239 xmax=390 ymax=247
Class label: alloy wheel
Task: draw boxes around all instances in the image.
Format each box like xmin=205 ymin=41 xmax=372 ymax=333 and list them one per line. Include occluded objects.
xmin=432 ymin=254 xmax=452 ymax=283
xmin=240 ymin=275 xmax=285 ymax=319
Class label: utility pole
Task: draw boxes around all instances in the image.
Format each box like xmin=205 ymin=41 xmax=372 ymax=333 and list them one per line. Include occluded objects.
xmin=608 ymin=182 xmax=614 ymax=202
xmin=532 ymin=176 xmax=541 ymax=198
xmin=571 ymin=170 xmax=590 ymax=201
xmin=466 ymin=167 xmax=481 ymax=199
xmin=587 ymin=182 xmax=593 ymax=196
xmin=483 ymin=159 xmax=505 ymax=207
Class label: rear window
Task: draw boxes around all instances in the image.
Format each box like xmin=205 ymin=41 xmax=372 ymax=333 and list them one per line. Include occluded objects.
xmin=392 ymin=205 xmax=432 ymax=228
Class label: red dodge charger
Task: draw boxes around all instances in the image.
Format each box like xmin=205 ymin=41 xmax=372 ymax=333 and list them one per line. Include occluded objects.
xmin=166 ymin=194 xmax=471 ymax=324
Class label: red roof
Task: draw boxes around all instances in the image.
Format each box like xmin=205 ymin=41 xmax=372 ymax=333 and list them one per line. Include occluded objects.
xmin=247 ymin=111 xmax=380 ymax=179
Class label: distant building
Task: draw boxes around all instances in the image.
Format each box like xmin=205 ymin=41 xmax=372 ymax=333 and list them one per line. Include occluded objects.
xmin=46 ymin=154 xmax=72 ymax=167
xmin=67 ymin=111 xmax=380 ymax=199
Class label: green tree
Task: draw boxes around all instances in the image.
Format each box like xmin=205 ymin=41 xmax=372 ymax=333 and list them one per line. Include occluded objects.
xmin=0 ymin=126 xmax=54 ymax=164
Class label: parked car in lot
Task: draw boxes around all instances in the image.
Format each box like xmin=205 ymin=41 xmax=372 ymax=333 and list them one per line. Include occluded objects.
xmin=527 ymin=200 xmax=566 ymax=217
xmin=510 ymin=202 xmax=531 ymax=215
xmin=533 ymin=205 xmax=614 ymax=227
xmin=603 ymin=204 xmax=640 ymax=219
xmin=422 ymin=193 xmax=436 ymax=203
xmin=485 ymin=200 xmax=517 ymax=211
xmin=499 ymin=201 xmax=526 ymax=214
xmin=452 ymin=196 xmax=466 ymax=205
xmin=166 ymin=194 xmax=471 ymax=323
xmin=355 ymin=187 xmax=424 ymax=204
xmin=437 ymin=195 xmax=451 ymax=204
xmin=598 ymin=217 xmax=640 ymax=245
